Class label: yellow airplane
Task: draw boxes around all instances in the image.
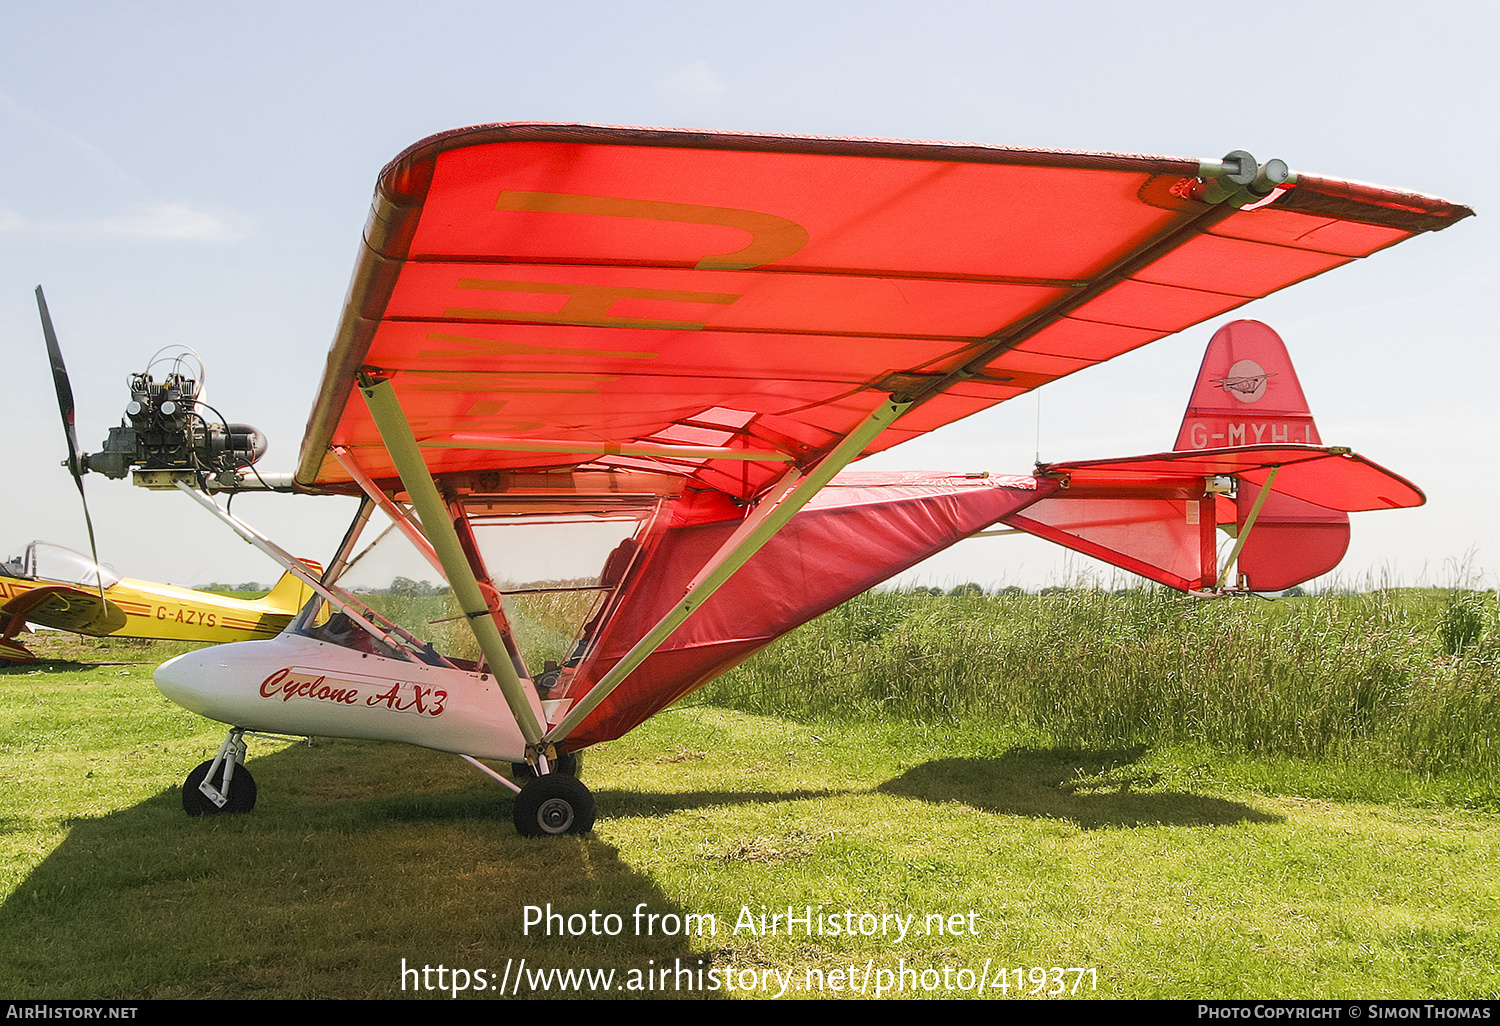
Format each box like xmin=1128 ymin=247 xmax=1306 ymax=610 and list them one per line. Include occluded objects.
xmin=0 ymin=540 xmax=318 ymax=663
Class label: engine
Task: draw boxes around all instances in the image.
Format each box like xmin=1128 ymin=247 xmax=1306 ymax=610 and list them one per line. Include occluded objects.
xmin=84 ymin=348 xmax=268 ymax=490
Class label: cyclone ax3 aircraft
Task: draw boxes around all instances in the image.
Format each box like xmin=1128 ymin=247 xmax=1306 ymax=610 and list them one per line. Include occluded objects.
xmin=43 ymin=124 xmax=1471 ymax=835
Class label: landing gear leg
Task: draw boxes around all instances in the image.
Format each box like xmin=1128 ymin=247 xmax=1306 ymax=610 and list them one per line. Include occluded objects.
xmin=511 ymin=748 xmax=582 ymax=781
xmin=183 ymin=728 xmax=258 ymax=816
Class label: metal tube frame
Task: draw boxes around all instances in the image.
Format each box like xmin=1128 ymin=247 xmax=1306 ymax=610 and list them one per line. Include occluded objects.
xmin=331 ymin=446 xmax=449 ymax=580
xmin=321 ymin=494 xmax=375 ymax=588
xmin=550 ymin=495 xmax=671 ymax=705
xmin=174 ymin=480 xmax=433 ymax=659
xmin=444 ymin=493 xmax=535 ymax=685
xmin=196 ymin=728 xmax=248 ymax=809
xmin=459 ymin=754 xmax=523 ymax=795
xmin=424 ymin=434 xmax=793 ymax=463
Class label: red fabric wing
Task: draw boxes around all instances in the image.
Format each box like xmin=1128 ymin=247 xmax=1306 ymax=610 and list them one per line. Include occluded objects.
xmin=296 ymin=125 xmax=1471 ymax=500
xmin=286 ymin=126 xmax=1466 ymax=741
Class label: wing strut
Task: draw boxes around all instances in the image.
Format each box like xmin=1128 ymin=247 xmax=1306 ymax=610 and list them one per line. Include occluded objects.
xmin=544 ymin=395 xmax=913 ymax=744
xmin=356 ymin=374 xmax=549 ymax=749
xmin=1218 ymin=465 xmax=1279 ymax=590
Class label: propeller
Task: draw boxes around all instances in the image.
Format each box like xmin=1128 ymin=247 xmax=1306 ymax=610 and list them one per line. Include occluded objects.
xmin=35 ymin=286 xmax=107 ymax=599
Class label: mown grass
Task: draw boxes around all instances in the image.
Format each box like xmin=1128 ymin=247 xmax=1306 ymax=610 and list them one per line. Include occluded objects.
xmin=2 ymin=588 xmax=1498 ymax=1000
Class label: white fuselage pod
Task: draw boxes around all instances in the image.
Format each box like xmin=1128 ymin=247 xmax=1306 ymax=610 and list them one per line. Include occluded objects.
xmin=155 ymin=634 xmax=531 ymax=761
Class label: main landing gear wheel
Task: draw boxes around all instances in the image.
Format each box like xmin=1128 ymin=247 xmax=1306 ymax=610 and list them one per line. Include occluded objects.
xmin=182 ymin=759 xmax=258 ymax=816
xmin=511 ymin=749 xmax=582 ymax=781
xmin=513 ymin=774 xmax=595 ymax=837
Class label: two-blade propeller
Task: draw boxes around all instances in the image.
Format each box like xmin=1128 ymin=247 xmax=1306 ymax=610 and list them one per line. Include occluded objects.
xmin=35 ymin=286 xmax=107 ymax=600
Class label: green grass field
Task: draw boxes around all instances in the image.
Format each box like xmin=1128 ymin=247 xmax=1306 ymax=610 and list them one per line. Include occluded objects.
xmin=2 ymin=588 xmax=1497 ymax=1000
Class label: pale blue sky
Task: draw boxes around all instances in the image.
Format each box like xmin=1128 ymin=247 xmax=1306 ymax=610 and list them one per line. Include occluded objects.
xmin=3 ymin=0 xmax=1494 ymax=589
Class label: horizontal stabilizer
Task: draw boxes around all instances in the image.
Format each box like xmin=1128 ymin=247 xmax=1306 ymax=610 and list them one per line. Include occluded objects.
xmin=1005 ymin=445 xmax=1423 ymax=593
xmin=1041 ymin=445 xmax=1424 ymax=513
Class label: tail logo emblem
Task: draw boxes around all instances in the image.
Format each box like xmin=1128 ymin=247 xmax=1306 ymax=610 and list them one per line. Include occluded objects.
xmin=1214 ymin=359 xmax=1276 ymax=404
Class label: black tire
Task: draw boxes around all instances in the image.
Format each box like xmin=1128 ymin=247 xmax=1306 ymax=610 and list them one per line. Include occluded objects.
xmin=510 ymin=749 xmax=582 ymax=781
xmin=182 ymin=759 xmax=258 ymax=816
xmin=513 ymin=774 xmax=595 ymax=836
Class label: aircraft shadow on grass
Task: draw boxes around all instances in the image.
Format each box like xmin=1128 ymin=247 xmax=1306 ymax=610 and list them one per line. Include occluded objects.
xmin=593 ymin=787 xmax=852 ymax=820
xmin=1 ymin=657 xmax=140 ymax=674
xmin=0 ymin=740 xmax=714 ymax=1000
xmin=878 ymin=746 xmax=1284 ymax=831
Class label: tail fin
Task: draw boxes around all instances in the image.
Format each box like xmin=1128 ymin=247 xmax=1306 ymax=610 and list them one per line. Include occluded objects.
xmin=1174 ymin=319 xmax=1320 ymax=451
xmin=1176 ymin=320 xmax=1347 ymax=591
xmin=255 ymin=560 xmax=322 ymax=613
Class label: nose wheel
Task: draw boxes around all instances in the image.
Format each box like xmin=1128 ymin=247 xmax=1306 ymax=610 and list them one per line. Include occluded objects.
xmin=513 ymin=773 xmax=595 ymax=836
xmin=182 ymin=728 xmax=258 ymax=815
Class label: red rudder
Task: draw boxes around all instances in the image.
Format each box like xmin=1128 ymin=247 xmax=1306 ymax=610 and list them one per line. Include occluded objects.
xmin=1176 ymin=320 xmax=1347 ymax=591
xmin=1174 ymin=319 xmax=1320 ymax=451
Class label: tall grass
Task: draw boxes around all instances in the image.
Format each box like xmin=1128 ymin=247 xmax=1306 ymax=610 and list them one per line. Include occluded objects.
xmin=697 ymin=587 xmax=1500 ymax=787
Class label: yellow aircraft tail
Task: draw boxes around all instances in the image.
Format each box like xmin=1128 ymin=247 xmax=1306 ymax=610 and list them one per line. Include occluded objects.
xmin=253 ymin=561 xmax=323 ymax=613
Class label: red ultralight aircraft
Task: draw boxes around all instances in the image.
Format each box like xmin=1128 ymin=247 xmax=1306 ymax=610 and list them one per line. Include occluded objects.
xmin=115 ymin=124 xmax=1468 ymax=834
